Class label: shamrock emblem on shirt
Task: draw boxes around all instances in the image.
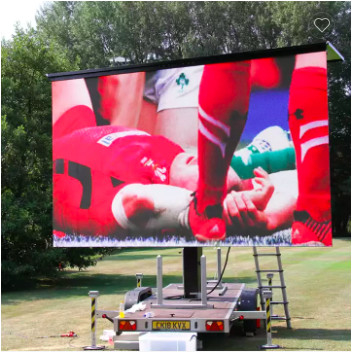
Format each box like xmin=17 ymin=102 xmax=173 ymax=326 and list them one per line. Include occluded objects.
xmin=176 ymin=73 xmax=189 ymax=92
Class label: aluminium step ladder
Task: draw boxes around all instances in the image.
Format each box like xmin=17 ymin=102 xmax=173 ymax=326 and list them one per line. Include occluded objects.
xmin=253 ymin=246 xmax=291 ymax=328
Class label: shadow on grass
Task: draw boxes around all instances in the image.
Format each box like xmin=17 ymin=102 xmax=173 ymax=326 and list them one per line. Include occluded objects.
xmin=274 ymin=326 xmax=351 ymax=342
xmin=1 ymin=273 xmax=186 ymax=305
xmin=103 ymin=254 xmax=162 ymax=261
xmin=334 ymin=237 xmax=351 ymax=242
xmin=200 ymin=324 xmax=350 ymax=351
xmin=2 ymin=270 xmax=257 ymax=307
xmin=102 ymin=247 xmax=182 ymax=261
xmin=200 ymin=325 xmax=267 ymax=351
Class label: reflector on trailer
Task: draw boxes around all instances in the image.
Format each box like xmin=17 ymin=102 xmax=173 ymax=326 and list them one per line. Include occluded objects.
xmin=256 ymin=307 xmax=261 ymax=328
xmin=119 ymin=320 xmax=137 ymax=331
xmin=205 ymin=321 xmax=224 ymax=331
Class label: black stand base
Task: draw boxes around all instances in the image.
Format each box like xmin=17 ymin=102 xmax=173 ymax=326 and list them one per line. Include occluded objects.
xmin=83 ymin=345 xmax=105 ymax=350
xmin=183 ymin=247 xmax=202 ymax=298
xmin=261 ymin=344 xmax=281 ymax=350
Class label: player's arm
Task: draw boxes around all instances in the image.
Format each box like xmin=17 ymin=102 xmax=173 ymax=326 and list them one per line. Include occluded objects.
xmin=237 ymin=167 xmax=275 ymax=211
xmin=223 ymin=188 xmax=295 ymax=233
xmin=223 ymin=168 xmax=294 ymax=233
xmin=111 ymin=183 xmax=193 ymax=232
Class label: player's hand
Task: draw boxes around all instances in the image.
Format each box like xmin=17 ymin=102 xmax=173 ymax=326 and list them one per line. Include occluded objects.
xmin=223 ymin=192 xmax=268 ymax=231
xmin=247 ymin=167 xmax=274 ymax=211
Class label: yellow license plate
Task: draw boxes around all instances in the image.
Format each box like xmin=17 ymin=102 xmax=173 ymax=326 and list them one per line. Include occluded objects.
xmin=152 ymin=320 xmax=190 ymax=331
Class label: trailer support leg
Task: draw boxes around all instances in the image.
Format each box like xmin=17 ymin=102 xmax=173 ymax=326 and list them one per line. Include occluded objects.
xmin=266 ymin=273 xmax=274 ymax=317
xmin=261 ymin=290 xmax=280 ymax=350
xmin=217 ymin=248 xmax=222 ymax=283
xmin=157 ymin=255 xmax=163 ymax=305
xmin=136 ymin=273 xmax=143 ymax=288
xmin=84 ymin=291 xmax=105 ymax=350
xmin=201 ymin=255 xmax=207 ymax=305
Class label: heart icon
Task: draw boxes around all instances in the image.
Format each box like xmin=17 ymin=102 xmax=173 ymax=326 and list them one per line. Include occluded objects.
xmin=314 ymin=18 xmax=330 ymax=33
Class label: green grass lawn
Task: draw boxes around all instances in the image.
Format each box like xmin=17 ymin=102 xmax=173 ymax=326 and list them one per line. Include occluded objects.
xmin=2 ymin=239 xmax=351 ymax=351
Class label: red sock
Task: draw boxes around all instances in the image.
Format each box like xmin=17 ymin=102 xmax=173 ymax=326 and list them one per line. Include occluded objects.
xmin=197 ymin=61 xmax=251 ymax=214
xmin=288 ymin=66 xmax=331 ymax=222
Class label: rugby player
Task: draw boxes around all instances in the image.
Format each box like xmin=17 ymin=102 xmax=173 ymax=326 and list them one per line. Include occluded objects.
xmin=190 ymin=61 xmax=252 ymax=241
xmin=288 ymin=52 xmax=332 ymax=246
xmin=53 ymin=124 xmax=285 ymax=241
xmin=142 ymin=56 xmax=332 ymax=245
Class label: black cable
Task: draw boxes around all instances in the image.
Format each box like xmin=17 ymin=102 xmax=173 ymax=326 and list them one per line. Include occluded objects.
xmin=207 ymin=247 xmax=231 ymax=295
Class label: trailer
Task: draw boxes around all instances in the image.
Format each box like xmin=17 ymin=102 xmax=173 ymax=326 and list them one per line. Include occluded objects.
xmin=90 ymin=248 xmax=275 ymax=351
xmin=112 ymin=282 xmax=260 ymax=333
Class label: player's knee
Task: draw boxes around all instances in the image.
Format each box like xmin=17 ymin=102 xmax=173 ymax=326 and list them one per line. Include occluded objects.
xmin=199 ymin=62 xmax=251 ymax=122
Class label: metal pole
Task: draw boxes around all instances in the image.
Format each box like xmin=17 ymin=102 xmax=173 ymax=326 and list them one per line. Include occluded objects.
xmin=136 ymin=273 xmax=143 ymax=288
xmin=253 ymin=246 xmax=265 ymax=310
xmin=267 ymin=273 xmax=274 ymax=317
xmin=157 ymin=255 xmax=163 ymax=305
xmin=267 ymin=273 xmax=273 ymax=295
xmin=217 ymin=248 xmax=222 ymax=282
xmin=84 ymin=291 xmax=105 ymax=350
xmin=200 ymin=255 xmax=207 ymax=306
xmin=261 ymin=290 xmax=280 ymax=350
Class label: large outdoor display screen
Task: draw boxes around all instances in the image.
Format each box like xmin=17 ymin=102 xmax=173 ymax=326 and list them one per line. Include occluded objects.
xmin=52 ymin=47 xmax=332 ymax=247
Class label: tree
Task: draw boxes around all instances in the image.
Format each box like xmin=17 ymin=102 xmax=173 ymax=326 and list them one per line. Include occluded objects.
xmin=1 ymin=28 xmax=111 ymax=290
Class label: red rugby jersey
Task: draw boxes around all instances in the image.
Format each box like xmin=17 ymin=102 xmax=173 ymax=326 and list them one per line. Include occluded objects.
xmin=53 ymin=125 xmax=184 ymax=236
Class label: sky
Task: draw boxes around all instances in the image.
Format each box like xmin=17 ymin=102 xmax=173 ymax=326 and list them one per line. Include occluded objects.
xmin=0 ymin=0 xmax=48 ymax=40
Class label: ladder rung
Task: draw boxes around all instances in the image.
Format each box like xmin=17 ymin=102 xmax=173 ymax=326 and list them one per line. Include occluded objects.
xmin=254 ymin=253 xmax=281 ymax=257
xmin=260 ymin=285 xmax=286 ymax=289
xmin=271 ymin=316 xmax=290 ymax=321
xmin=256 ymin=269 xmax=283 ymax=273
xmin=270 ymin=301 xmax=289 ymax=305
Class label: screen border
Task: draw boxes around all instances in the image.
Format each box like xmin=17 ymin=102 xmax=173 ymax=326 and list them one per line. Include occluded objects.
xmin=47 ymin=42 xmax=328 ymax=82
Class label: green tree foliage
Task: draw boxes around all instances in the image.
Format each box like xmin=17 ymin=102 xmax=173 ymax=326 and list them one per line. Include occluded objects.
xmin=2 ymin=2 xmax=350 ymax=289
xmin=1 ymin=29 xmax=111 ymax=290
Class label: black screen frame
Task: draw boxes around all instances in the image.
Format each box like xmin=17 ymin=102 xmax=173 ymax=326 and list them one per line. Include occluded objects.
xmin=47 ymin=42 xmax=329 ymax=81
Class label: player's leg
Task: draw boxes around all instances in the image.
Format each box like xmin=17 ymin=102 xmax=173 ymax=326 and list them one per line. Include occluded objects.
xmin=190 ymin=61 xmax=251 ymax=241
xmin=288 ymin=52 xmax=332 ymax=246
xmin=52 ymin=79 xmax=97 ymax=139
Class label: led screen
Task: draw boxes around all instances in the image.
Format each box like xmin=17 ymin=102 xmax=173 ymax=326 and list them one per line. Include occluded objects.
xmin=52 ymin=49 xmax=332 ymax=247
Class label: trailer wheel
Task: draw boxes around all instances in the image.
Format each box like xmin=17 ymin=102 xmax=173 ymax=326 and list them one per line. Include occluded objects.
xmin=237 ymin=288 xmax=258 ymax=336
xmin=124 ymin=287 xmax=152 ymax=310
xmin=243 ymin=323 xmax=256 ymax=337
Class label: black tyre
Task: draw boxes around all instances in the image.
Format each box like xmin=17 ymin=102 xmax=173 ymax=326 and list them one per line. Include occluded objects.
xmin=237 ymin=288 xmax=258 ymax=336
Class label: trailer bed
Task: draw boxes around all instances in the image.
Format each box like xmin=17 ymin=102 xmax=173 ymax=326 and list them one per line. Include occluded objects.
xmin=113 ymin=283 xmax=245 ymax=333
